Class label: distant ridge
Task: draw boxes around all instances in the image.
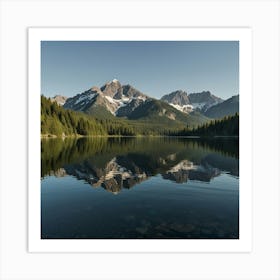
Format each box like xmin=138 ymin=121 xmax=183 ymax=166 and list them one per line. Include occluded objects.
xmin=50 ymin=95 xmax=68 ymax=106
xmin=204 ymin=95 xmax=239 ymax=119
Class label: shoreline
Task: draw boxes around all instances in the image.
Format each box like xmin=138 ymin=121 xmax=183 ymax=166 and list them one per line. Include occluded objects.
xmin=41 ymin=134 xmax=239 ymax=139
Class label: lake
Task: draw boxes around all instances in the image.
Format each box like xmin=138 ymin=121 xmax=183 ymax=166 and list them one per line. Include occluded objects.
xmin=41 ymin=137 xmax=239 ymax=239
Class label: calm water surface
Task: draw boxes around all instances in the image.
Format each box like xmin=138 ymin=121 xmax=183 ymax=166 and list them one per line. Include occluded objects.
xmin=41 ymin=137 xmax=239 ymax=239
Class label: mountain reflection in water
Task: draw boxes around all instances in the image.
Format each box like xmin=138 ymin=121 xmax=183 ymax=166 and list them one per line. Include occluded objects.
xmin=41 ymin=137 xmax=238 ymax=194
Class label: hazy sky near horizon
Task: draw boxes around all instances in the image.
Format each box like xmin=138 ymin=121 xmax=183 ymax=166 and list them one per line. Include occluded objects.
xmin=41 ymin=41 xmax=239 ymax=100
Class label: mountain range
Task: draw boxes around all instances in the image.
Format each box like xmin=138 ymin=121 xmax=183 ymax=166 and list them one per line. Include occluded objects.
xmin=53 ymin=79 xmax=239 ymax=126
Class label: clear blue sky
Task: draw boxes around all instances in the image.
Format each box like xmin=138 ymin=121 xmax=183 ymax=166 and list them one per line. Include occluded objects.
xmin=41 ymin=41 xmax=239 ymax=100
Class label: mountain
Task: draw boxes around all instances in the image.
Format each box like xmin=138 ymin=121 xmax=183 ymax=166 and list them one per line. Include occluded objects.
xmin=204 ymin=95 xmax=239 ymax=119
xmin=161 ymin=90 xmax=223 ymax=113
xmin=63 ymin=79 xmax=149 ymax=118
xmin=50 ymin=95 xmax=68 ymax=106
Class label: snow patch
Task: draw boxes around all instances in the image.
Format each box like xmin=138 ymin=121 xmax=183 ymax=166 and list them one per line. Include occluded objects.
xmin=74 ymin=93 xmax=96 ymax=105
xmin=104 ymin=95 xmax=128 ymax=115
xmin=170 ymin=103 xmax=193 ymax=113
xmin=121 ymin=96 xmax=130 ymax=102
xmin=137 ymin=96 xmax=147 ymax=101
xmin=105 ymin=95 xmax=117 ymax=104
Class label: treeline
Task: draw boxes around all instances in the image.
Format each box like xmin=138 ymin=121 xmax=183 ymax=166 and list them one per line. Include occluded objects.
xmin=168 ymin=113 xmax=239 ymax=137
xmin=41 ymin=95 xmax=140 ymax=137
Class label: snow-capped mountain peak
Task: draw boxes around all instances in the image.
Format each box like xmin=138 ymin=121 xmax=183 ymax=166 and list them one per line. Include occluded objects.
xmin=161 ymin=90 xmax=224 ymax=114
xmin=63 ymin=80 xmax=150 ymax=117
xmin=100 ymin=79 xmax=122 ymax=97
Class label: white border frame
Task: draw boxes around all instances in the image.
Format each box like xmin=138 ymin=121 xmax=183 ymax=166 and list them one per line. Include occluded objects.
xmin=28 ymin=27 xmax=252 ymax=253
